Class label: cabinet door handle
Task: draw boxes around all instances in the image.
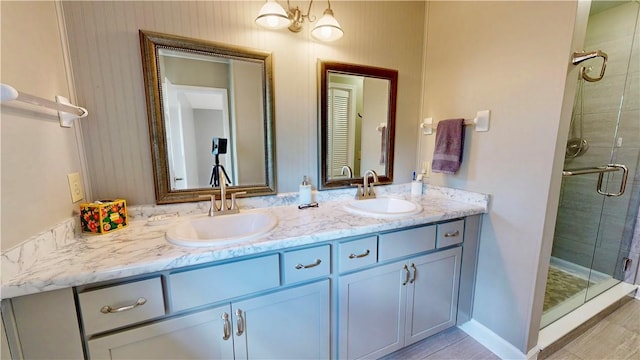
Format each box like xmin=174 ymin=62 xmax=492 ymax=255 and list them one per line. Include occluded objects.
xmin=348 ymin=249 xmax=371 ymax=259
xmin=409 ymin=263 xmax=417 ymax=284
xmin=100 ymin=297 xmax=147 ymax=314
xmin=295 ymin=259 xmax=322 ymax=269
xmin=444 ymin=230 xmax=460 ymax=237
xmin=222 ymin=312 xmax=231 ymax=340
xmin=402 ymin=265 xmax=410 ymax=286
xmin=235 ymin=309 xmax=245 ymax=336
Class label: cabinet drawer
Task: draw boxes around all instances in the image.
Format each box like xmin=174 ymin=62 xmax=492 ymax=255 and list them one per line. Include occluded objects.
xmin=338 ymin=236 xmax=378 ymax=273
xmin=437 ymin=220 xmax=464 ymax=248
xmin=170 ymin=254 xmax=279 ymax=312
xmin=78 ymin=277 xmax=165 ymax=335
xmin=283 ymin=245 xmax=330 ymax=284
xmin=378 ymin=225 xmax=435 ymax=262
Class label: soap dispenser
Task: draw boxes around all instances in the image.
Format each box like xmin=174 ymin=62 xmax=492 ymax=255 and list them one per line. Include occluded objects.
xmin=299 ymin=176 xmax=312 ymax=205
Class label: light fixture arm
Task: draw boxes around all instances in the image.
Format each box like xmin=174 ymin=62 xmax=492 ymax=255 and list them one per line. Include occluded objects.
xmin=286 ymin=0 xmax=316 ymax=32
xmin=255 ymin=0 xmax=343 ymax=41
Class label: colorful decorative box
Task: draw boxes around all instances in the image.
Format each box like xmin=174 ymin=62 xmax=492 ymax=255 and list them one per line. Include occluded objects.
xmin=80 ymin=199 xmax=128 ymax=234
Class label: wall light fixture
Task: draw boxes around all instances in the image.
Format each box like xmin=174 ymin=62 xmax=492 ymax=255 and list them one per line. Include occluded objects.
xmin=255 ymin=0 xmax=344 ymax=42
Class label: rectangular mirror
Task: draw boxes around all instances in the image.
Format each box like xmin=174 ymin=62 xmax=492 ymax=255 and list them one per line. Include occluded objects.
xmin=140 ymin=30 xmax=276 ymax=204
xmin=318 ymin=61 xmax=398 ymax=189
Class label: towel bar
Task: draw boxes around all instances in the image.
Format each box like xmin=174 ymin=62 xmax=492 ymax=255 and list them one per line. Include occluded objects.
xmin=0 ymin=83 xmax=88 ymax=127
xmin=420 ymin=110 xmax=490 ymax=135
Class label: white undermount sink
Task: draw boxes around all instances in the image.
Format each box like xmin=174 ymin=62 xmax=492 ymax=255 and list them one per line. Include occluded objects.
xmin=165 ymin=212 xmax=278 ymax=247
xmin=343 ymin=197 xmax=423 ymax=218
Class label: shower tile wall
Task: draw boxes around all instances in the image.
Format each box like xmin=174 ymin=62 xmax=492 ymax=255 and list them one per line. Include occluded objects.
xmin=554 ymin=2 xmax=640 ymax=277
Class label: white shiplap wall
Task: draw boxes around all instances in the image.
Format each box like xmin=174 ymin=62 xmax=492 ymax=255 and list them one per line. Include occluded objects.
xmin=1 ymin=2 xmax=85 ymax=250
xmin=62 ymin=0 xmax=426 ymax=205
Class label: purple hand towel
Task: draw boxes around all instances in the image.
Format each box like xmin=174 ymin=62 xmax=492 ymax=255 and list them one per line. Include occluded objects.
xmin=431 ymin=118 xmax=465 ymax=174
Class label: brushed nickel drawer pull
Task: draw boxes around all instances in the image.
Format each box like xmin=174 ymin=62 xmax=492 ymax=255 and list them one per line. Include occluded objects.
xmin=402 ymin=265 xmax=410 ymax=286
xmin=295 ymin=259 xmax=322 ymax=269
xmin=222 ymin=312 xmax=231 ymax=340
xmin=100 ymin=297 xmax=147 ymax=314
xmin=444 ymin=230 xmax=460 ymax=238
xmin=409 ymin=263 xmax=417 ymax=284
xmin=348 ymin=249 xmax=371 ymax=259
xmin=235 ymin=309 xmax=245 ymax=336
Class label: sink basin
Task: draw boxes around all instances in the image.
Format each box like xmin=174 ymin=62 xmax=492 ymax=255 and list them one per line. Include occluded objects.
xmin=343 ymin=197 xmax=422 ymax=218
xmin=166 ymin=212 xmax=278 ymax=247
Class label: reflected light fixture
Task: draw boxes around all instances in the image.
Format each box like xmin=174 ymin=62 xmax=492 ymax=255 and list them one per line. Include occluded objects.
xmin=255 ymin=0 xmax=343 ymax=42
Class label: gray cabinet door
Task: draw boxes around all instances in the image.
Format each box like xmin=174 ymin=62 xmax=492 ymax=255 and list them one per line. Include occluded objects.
xmin=87 ymin=305 xmax=234 ymax=360
xmin=338 ymin=261 xmax=407 ymax=360
xmin=338 ymin=247 xmax=462 ymax=359
xmin=232 ymin=280 xmax=330 ymax=360
xmin=405 ymin=247 xmax=461 ymax=345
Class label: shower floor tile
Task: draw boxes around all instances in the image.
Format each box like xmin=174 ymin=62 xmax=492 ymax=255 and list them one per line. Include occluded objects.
xmin=544 ymin=266 xmax=593 ymax=312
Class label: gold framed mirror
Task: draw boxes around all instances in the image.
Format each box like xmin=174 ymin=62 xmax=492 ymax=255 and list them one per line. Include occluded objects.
xmin=140 ymin=30 xmax=276 ymax=204
xmin=318 ymin=60 xmax=398 ymax=189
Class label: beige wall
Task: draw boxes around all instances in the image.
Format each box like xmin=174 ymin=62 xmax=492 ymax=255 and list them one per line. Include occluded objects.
xmin=420 ymin=0 xmax=578 ymax=353
xmin=61 ymin=0 xmax=425 ymax=204
xmin=0 ymin=1 xmax=85 ymax=251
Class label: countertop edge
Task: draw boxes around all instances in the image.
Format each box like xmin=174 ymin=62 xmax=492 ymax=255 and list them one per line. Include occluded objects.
xmin=1 ymin=187 xmax=488 ymax=299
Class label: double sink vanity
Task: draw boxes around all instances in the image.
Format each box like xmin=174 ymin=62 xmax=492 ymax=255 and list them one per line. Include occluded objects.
xmin=1 ymin=184 xmax=487 ymax=359
xmin=2 ymin=30 xmax=489 ymax=360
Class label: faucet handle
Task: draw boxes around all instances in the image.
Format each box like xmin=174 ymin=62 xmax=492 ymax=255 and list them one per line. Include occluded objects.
xmin=230 ymin=191 xmax=247 ymax=210
xmin=199 ymin=194 xmax=218 ymax=215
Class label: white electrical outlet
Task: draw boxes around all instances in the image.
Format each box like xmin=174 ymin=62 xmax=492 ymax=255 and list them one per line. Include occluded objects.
xmin=68 ymin=172 xmax=84 ymax=203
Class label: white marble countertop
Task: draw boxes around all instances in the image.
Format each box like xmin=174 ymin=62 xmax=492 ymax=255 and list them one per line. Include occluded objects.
xmin=1 ymin=185 xmax=488 ymax=299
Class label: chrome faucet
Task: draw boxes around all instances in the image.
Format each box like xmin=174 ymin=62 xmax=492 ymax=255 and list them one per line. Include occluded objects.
xmin=202 ymin=168 xmax=245 ymax=216
xmin=356 ymin=169 xmax=378 ymax=200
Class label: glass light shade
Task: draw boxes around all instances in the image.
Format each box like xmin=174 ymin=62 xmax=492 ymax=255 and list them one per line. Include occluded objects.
xmin=311 ymin=8 xmax=343 ymax=42
xmin=255 ymin=1 xmax=292 ymax=29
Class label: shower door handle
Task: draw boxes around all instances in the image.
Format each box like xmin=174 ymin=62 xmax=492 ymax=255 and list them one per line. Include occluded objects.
xmin=597 ymin=164 xmax=628 ymax=197
xmin=572 ymin=50 xmax=608 ymax=82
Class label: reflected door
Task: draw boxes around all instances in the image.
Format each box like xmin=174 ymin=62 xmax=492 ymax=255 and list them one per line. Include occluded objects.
xmin=327 ymin=85 xmax=356 ymax=178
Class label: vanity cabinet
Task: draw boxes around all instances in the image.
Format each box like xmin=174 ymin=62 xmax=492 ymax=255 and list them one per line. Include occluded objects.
xmin=2 ymin=214 xmax=481 ymax=360
xmin=83 ymin=251 xmax=329 ymax=360
xmin=338 ymin=224 xmax=463 ymax=360
xmin=87 ymin=280 xmax=329 ymax=359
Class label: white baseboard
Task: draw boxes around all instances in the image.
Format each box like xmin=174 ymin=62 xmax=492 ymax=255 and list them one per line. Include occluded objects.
xmin=459 ymin=320 xmax=535 ymax=360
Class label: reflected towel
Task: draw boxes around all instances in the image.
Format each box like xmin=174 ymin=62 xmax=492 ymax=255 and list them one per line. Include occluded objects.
xmin=431 ymin=118 xmax=465 ymax=174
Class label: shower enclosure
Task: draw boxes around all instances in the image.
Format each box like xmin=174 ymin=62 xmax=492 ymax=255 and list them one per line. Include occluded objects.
xmin=542 ymin=0 xmax=640 ymax=328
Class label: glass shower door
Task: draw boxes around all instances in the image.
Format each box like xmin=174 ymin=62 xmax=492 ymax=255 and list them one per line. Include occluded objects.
xmin=582 ymin=0 xmax=639 ymax=302
xmin=541 ymin=0 xmax=639 ymax=329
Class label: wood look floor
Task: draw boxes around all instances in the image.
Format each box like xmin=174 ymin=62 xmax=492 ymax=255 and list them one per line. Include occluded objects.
xmin=382 ymin=299 xmax=640 ymax=360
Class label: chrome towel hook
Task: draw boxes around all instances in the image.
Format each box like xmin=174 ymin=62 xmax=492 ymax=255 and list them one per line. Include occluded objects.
xmin=572 ymin=50 xmax=608 ymax=82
